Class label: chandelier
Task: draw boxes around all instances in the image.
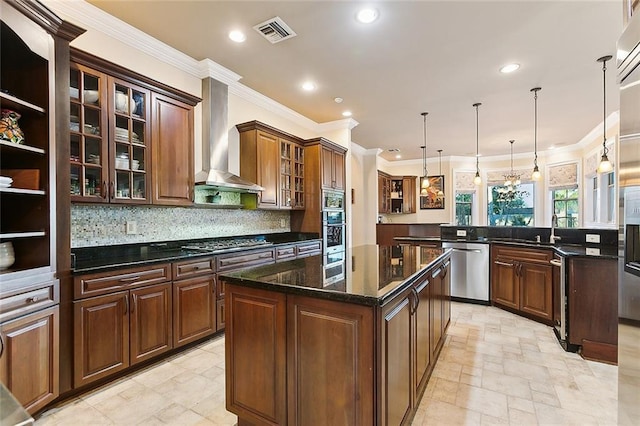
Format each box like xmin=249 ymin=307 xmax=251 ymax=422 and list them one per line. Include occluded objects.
xmin=503 ymin=139 xmax=521 ymax=189
xmin=420 ymin=112 xmax=429 ymax=195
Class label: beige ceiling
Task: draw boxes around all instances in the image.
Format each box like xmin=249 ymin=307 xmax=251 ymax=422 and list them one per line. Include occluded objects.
xmin=86 ymin=0 xmax=622 ymax=162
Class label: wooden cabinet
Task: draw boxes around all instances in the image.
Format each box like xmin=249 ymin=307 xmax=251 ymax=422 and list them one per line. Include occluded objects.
xmin=74 ymin=282 xmax=172 ymax=387
xmin=73 ymin=264 xmax=173 ymax=387
xmin=151 ymin=93 xmax=193 ymax=205
xmin=378 ymin=172 xmax=392 ymax=214
xmin=0 ymin=306 xmax=59 ymax=414
xmin=173 ymin=275 xmax=216 ymax=347
xmin=321 ymin=145 xmax=345 ymax=190
xmin=237 ymin=121 xmax=305 ymax=209
xmin=378 ymin=172 xmax=417 ymax=214
xmin=73 ymin=291 xmax=129 ymax=387
xmin=280 ymin=138 xmax=305 ymax=209
xmin=568 ymin=257 xmax=618 ymax=363
xmin=225 ymin=284 xmax=287 ymax=425
xmin=287 ymin=295 xmax=374 ymax=425
xmin=69 ymin=49 xmax=199 ymax=206
xmin=491 ymin=245 xmax=553 ymax=324
xmin=413 ymin=275 xmax=431 ymax=397
xmin=381 ymin=287 xmax=413 ymax=426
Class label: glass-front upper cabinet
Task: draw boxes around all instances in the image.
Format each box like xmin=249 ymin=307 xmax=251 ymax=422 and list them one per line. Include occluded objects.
xmin=280 ymin=139 xmax=304 ymax=209
xmin=69 ymin=64 xmax=108 ymax=202
xmin=69 ymin=64 xmax=150 ymax=204
xmin=109 ymin=77 xmax=150 ymax=203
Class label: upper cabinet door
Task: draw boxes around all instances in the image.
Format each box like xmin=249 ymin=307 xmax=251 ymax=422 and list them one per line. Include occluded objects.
xmin=109 ymin=77 xmax=151 ymax=204
xmin=256 ymin=131 xmax=279 ymax=208
xmin=321 ymin=147 xmax=345 ymax=191
xmin=151 ymin=93 xmax=194 ymax=206
xmin=69 ymin=64 xmax=109 ymax=203
xmin=332 ymin=150 xmax=345 ymax=191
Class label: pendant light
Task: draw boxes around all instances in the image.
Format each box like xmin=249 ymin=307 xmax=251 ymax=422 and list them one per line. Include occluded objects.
xmin=596 ymin=55 xmax=613 ymax=173
xmin=503 ymin=140 xmax=521 ymax=188
xmin=437 ymin=149 xmax=444 ymax=197
xmin=420 ymin=112 xmax=429 ymax=194
xmin=531 ymin=87 xmax=542 ymax=181
xmin=473 ymin=103 xmax=482 ymax=185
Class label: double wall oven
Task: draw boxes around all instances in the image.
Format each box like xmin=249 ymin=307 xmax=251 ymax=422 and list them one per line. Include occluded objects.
xmin=322 ymin=190 xmax=346 ymax=283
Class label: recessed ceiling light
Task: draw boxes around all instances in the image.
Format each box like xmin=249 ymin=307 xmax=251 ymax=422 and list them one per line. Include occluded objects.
xmin=395 ymin=154 xmax=402 ymax=159
xmin=499 ymin=63 xmax=520 ymax=73
xmin=356 ymin=8 xmax=378 ymax=24
xmin=334 ymin=97 xmax=344 ymax=104
xmin=301 ymin=81 xmax=316 ymax=91
xmin=228 ymin=30 xmax=246 ymax=43
xmin=342 ymin=111 xmax=352 ymax=117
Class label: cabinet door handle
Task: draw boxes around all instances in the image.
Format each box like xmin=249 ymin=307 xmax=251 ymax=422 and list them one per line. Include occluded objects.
xmin=494 ymin=261 xmax=513 ymax=267
xmin=0 ymin=335 xmax=4 ymax=358
xmin=102 ymin=181 xmax=107 ymax=199
xmin=131 ymin=294 xmax=136 ymax=313
xmin=119 ymin=276 xmax=141 ymax=283
xmin=109 ymin=181 xmax=115 ymax=199
xmin=124 ymin=295 xmax=129 ymax=315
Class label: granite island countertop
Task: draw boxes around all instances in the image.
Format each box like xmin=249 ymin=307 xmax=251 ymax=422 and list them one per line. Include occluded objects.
xmin=220 ymin=244 xmax=451 ymax=307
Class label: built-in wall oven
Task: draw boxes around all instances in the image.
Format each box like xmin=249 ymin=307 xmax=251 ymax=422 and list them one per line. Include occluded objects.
xmin=322 ymin=191 xmax=346 ymax=256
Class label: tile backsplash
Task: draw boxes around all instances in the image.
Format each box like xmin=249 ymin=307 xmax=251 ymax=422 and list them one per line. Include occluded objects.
xmin=71 ymin=205 xmax=290 ymax=248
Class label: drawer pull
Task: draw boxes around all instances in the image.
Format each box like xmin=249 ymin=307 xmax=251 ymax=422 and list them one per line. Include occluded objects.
xmin=119 ymin=276 xmax=141 ymax=283
xmin=494 ymin=261 xmax=513 ymax=267
xmin=25 ymin=296 xmax=39 ymax=303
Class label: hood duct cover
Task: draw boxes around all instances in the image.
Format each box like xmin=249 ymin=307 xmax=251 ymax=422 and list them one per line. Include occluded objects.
xmin=195 ymin=77 xmax=263 ymax=193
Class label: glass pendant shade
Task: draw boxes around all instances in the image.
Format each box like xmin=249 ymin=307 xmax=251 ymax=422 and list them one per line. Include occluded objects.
xmin=597 ymin=153 xmax=613 ymax=173
xmin=532 ymin=165 xmax=541 ymax=181
xmin=473 ymin=171 xmax=482 ymax=186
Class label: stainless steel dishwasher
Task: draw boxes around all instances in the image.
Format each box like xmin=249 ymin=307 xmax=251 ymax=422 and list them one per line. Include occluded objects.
xmin=441 ymin=241 xmax=490 ymax=303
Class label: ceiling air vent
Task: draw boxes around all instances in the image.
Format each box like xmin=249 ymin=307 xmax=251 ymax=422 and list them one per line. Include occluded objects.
xmin=253 ymin=16 xmax=297 ymax=44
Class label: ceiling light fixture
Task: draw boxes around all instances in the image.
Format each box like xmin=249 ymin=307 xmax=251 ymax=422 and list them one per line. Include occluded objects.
xmin=531 ymin=87 xmax=542 ymax=181
xmin=342 ymin=111 xmax=352 ymax=117
xmin=437 ymin=149 xmax=444 ymax=198
xmin=356 ymin=8 xmax=378 ymax=24
xmin=395 ymin=154 xmax=402 ymax=159
xmin=420 ymin=112 xmax=429 ymax=195
xmin=228 ymin=30 xmax=246 ymax=43
xmin=301 ymin=81 xmax=316 ymax=91
xmin=596 ymin=55 xmax=613 ymax=174
xmin=504 ymin=139 xmax=521 ymax=188
xmin=473 ymin=103 xmax=482 ymax=186
xmin=500 ymin=63 xmax=520 ymax=74
xmin=334 ymin=97 xmax=343 ymax=104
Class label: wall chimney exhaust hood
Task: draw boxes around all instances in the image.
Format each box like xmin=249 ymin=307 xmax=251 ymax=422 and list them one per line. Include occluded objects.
xmin=195 ymin=77 xmax=264 ymax=193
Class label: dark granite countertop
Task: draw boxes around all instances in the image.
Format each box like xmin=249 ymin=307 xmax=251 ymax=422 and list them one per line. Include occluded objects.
xmin=220 ymin=244 xmax=451 ymax=307
xmin=393 ymin=235 xmax=618 ymax=260
xmin=71 ymin=232 xmax=320 ymax=274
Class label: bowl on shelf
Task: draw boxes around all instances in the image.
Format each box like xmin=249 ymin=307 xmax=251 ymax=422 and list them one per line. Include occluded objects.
xmin=115 ymin=158 xmax=128 ymax=169
xmin=70 ymin=87 xmax=79 ymax=99
xmin=84 ymin=90 xmax=99 ymax=104
xmin=0 ymin=242 xmax=15 ymax=270
xmin=115 ymin=92 xmax=129 ymax=112
xmin=132 ymin=160 xmax=140 ymax=170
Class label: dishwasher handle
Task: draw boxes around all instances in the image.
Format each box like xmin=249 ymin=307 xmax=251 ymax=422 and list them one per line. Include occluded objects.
xmin=451 ymin=248 xmax=483 ymax=253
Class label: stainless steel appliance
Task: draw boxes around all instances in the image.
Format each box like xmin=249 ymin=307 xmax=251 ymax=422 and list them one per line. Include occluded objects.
xmin=618 ymin=11 xmax=640 ymax=424
xmin=182 ymin=238 xmax=272 ymax=253
xmin=441 ymin=241 xmax=489 ymax=303
xmin=322 ymin=191 xmax=346 ymax=256
xmin=550 ymin=254 xmax=579 ymax=352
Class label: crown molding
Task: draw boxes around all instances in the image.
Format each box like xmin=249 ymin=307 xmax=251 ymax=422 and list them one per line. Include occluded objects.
xmin=42 ymin=0 xmax=342 ymax=135
xmin=349 ymin=142 xmax=367 ymax=156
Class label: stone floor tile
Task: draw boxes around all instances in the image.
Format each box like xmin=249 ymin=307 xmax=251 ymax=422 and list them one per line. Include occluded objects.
xmin=455 ymin=383 xmax=509 ymax=419
xmin=481 ymin=370 xmax=532 ymax=399
xmin=507 ymin=395 xmax=535 ymax=414
xmin=419 ymin=398 xmax=483 ymax=426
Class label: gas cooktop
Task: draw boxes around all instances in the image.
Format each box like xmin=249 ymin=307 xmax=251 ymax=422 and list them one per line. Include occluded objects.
xmin=181 ymin=238 xmax=273 ymax=253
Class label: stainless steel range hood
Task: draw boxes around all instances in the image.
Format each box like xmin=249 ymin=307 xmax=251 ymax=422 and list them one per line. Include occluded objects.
xmin=195 ymin=77 xmax=263 ymax=193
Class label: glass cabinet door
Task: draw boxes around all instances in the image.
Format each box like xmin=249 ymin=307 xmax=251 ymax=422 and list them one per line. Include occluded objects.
xmin=110 ymin=78 xmax=150 ymax=204
xmin=293 ymin=144 xmax=304 ymax=208
xmin=69 ymin=65 xmax=108 ymax=202
xmin=280 ymin=140 xmax=292 ymax=207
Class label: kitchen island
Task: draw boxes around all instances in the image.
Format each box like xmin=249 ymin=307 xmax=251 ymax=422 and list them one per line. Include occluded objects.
xmin=220 ymin=244 xmax=451 ymax=426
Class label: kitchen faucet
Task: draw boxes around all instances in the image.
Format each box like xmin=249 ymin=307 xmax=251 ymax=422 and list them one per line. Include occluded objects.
xmin=550 ymin=214 xmax=562 ymax=243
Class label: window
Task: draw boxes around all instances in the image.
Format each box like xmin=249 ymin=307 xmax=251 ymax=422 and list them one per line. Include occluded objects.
xmin=487 ymin=183 xmax=535 ymax=226
xmin=607 ymin=172 xmax=615 ymax=222
xmin=592 ymin=177 xmax=598 ymax=222
xmin=455 ymin=192 xmax=473 ymax=225
xmin=552 ymin=187 xmax=579 ymax=228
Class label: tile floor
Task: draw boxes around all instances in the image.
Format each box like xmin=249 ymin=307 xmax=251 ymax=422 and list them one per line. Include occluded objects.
xmin=34 ymin=302 xmax=618 ymax=425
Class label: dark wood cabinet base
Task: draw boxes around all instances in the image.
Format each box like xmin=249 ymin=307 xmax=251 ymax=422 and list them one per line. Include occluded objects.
xmin=581 ymin=339 xmax=617 ymax=364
